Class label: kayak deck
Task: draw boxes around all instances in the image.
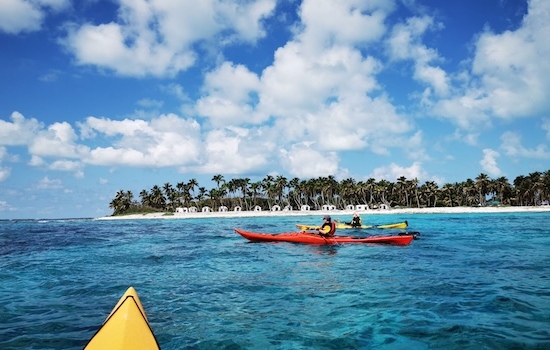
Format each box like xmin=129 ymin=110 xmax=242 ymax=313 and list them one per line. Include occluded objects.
xmin=84 ymin=286 xmax=160 ymax=350
xmin=235 ymin=228 xmax=416 ymax=245
xmin=296 ymin=220 xmax=408 ymax=231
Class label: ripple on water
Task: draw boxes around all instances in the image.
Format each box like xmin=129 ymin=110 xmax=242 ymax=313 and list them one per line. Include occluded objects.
xmin=0 ymin=214 xmax=549 ymax=349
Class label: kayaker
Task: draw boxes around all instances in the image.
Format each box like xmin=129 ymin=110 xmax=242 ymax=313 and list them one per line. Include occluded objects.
xmin=317 ymin=215 xmax=336 ymax=237
xmin=344 ymin=213 xmax=362 ymax=228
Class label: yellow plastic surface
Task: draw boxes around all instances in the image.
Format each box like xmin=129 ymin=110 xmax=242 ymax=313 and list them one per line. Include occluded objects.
xmin=376 ymin=222 xmax=408 ymax=229
xmin=296 ymin=221 xmax=408 ymax=230
xmin=85 ymin=286 xmax=159 ymax=350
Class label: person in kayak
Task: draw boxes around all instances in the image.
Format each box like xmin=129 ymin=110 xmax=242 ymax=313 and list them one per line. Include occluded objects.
xmin=344 ymin=212 xmax=362 ymax=228
xmin=317 ymin=215 xmax=336 ymax=237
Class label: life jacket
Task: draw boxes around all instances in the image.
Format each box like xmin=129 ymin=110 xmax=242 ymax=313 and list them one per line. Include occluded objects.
xmin=351 ymin=216 xmax=362 ymax=227
xmin=320 ymin=221 xmax=336 ymax=236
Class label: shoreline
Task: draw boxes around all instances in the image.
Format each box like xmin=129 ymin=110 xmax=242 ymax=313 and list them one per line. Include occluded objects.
xmin=95 ymin=205 xmax=550 ymax=220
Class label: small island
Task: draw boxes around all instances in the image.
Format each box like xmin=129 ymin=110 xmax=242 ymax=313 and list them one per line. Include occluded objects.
xmin=101 ymin=171 xmax=550 ymax=220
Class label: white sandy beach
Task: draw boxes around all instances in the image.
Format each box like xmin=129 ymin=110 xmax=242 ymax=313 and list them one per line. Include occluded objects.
xmin=95 ymin=205 xmax=550 ymax=220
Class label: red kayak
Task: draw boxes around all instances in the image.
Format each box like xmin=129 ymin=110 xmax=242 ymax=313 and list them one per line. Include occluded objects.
xmin=235 ymin=228 xmax=416 ymax=246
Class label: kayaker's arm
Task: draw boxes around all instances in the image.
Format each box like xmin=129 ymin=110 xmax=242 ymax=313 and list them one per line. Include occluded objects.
xmin=317 ymin=225 xmax=330 ymax=235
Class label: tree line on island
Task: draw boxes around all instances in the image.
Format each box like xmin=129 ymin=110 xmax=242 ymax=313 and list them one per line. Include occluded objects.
xmin=109 ymin=170 xmax=550 ymax=216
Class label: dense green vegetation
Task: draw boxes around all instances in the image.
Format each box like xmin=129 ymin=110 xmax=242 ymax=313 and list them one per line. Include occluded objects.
xmin=109 ymin=170 xmax=550 ymax=216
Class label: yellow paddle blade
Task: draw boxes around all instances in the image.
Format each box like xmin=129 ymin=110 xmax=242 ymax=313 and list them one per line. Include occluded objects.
xmin=376 ymin=222 xmax=408 ymax=229
xmin=296 ymin=224 xmax=319 ymax=231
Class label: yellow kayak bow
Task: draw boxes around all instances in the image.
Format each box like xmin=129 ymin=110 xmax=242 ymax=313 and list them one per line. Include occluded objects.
xmin=84 ymin=286 xmax=160 ymax=350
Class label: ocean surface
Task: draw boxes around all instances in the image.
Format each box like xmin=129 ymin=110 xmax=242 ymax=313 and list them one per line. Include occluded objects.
xmin=0 ymin=212 xmax=549 ymax=350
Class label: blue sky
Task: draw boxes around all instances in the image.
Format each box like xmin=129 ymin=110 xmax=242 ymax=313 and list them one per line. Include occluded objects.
xmin=1 ymin=0 xmax=549 ymax=219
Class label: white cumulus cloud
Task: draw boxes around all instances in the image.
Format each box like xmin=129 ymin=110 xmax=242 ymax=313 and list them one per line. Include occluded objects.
xmin=480 ymin=148 xmax=501 ymax=177
xmin=62 ymin=0 xmax=276 ymax=77
xmin=431 ymin=0 xmax=550 ymax=134
xmin=500 ymin=131 xmax=550 ymax=159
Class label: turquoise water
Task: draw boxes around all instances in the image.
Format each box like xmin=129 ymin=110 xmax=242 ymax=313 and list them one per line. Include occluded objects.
xmin=0 ymin=212 xmax=549 ymax=349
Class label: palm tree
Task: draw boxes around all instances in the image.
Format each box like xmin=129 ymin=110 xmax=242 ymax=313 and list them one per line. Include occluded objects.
xmin=196 ymin=187 xmax=208 ymax=207
xmin=109 ymin=190 xmax=129 ymax=215
xmin=375 ymin=179 xmax=391 ymax=206
xmin=150 ymin=185 xmax=166 ymax=209
xmin=304 ymin=178 xmax=318 ymax=209
xmin=493 ymin=176 xmax=511 ymax=205
xmin=541 ymin=170 xmax=550 ymax=204
xmin=355 ymin=181 xmax=369 ymax=206
xmin=234 ymin=177 xmax=250 ymax=210
xmin=396 ymin=176 xmax=408 ymax=207
xmin=187 ymin=178 xmax=199 ymax=204
xmin=161 ymin=182 xmax=175 ymax=211
xmin=409 ymin=178 xmax=420 ymax=207
xmin=175 ymin=182 xmax=187 ymax=207
xmin=293 ymin=179 xmax=309 ymax=208
xmin=225 ymin=179 xmax=240 ymax=208
xmin=212 ymin=174 xmax=224 ymax=189
xmin=139 ymin=189 xmax=151 ymax=208
xmin=339 ymin=178 xmax=357 ymax=207
xmin=528 ymin=171 xmax=543 ymax=205
xmin=365 ymin=178 xmax=377 ymax=206
xmin=441 ymin=183 xmax=455 ymax=207
xmin=274 ymin=175 xmax=288 ymax=206
xmin=120 ymin=191 xmax=135 ymax=213
xmin=421 ymin=181 xmax=439 ymax=207
xmin=207 ymin=188 xmax=220 ymax=210
xmin=460 ymin=179 xmax=477 ymax=206
xmin=262 ymin=175 xmax=275 ymax=208
xmin=475 ymin=173 xmax=490 ymax=206
xmin=250 ymin=181 xmax=263 ymax=208
xmin=287 ymin=177 xmax=301 ymax=209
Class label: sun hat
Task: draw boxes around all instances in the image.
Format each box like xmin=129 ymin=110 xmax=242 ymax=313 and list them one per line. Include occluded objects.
xmin=323 ymin=215 xmax=331 ymax=220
